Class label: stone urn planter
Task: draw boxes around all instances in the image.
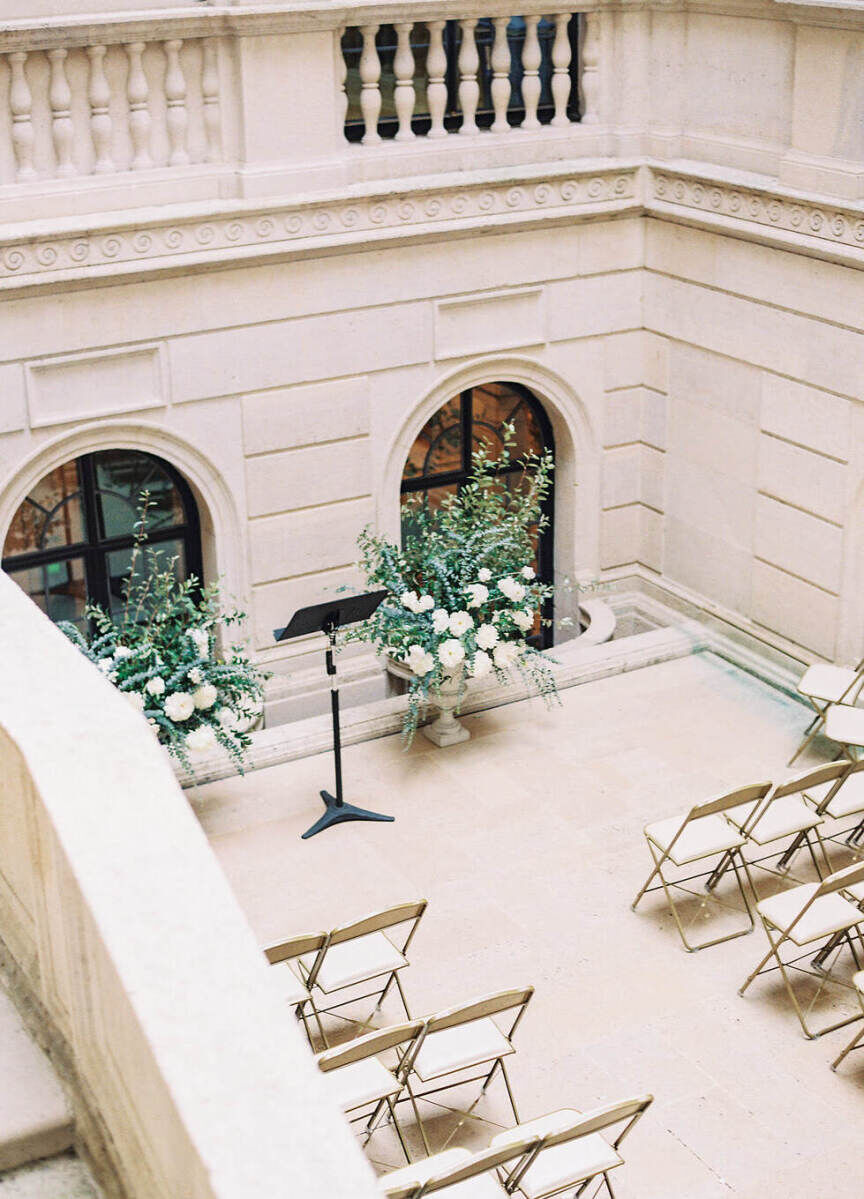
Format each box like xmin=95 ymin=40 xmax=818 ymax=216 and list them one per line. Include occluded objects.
xmin=387 ymin=657 xmax=471 ymax=746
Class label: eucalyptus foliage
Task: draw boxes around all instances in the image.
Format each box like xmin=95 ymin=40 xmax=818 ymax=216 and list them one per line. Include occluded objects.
xmin=59 ymin=494 xmax=268 ymax=775
xmin=347 ymin=427 xmax=559 ymax=743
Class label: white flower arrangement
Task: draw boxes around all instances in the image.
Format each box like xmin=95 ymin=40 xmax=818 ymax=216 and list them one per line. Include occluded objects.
xmin=347 ymin=425 xmax=559 ymax=743
xmin=60 ymin=492 xmax=268 ymax=776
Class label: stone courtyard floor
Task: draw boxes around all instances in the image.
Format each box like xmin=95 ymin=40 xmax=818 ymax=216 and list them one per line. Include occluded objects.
xmin=193 ymin=653 xmax=864 ymax=1198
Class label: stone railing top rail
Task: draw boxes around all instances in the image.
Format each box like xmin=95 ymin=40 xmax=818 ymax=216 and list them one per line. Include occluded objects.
xmin=4 ymin=0 xmax=864 ymax=49
xmin=0 ymin=0 xmax=594 ymax=49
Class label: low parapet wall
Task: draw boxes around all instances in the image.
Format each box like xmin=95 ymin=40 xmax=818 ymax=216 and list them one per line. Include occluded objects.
xmin=0 ymin=572 xmax=378 ymax=1199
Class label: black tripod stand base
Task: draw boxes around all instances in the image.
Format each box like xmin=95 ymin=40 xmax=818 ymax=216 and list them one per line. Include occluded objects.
xmin=300 ymin=790 xmax=395 ymax=840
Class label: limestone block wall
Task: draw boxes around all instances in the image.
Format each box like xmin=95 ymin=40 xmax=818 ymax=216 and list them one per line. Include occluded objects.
xmin=644 ymin=218 xmax=864 ymax=666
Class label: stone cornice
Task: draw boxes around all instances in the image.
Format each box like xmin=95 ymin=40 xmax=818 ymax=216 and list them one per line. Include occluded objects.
xmin=2 ymin=160 xmax=864 ymax=293
xmin=0 ymin=162 xmax=640 ymax=292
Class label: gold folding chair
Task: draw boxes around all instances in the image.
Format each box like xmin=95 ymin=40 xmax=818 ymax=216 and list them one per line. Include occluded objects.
xmin=632 ymin=782 xmax=771 ymax=951
xmin=717 ymin=764 xmax=839 ymax=893
xmin=830 ymin=972 xmax=864 ymax=1072
xmin=788 ymin=658 xmax=864 ymax=766
xmin=300 ymin=900 xmax=427 ymax=1037
xmin=795 ymin=755 xmax=864 ymax=874
xmin=379 ymin=1138 xmax=538 ymax=1199
xmin=401 ymin=988 xmax=534 ymax=1155
xmin=491 ymin=1095 xmax=653 ymax=1199
xmin=262 ymin=929 xmax=329 ymax=1049
xmin=316 ymin=1020 xmax=425 ymax=1163
xmin=738 ymin=860 xmax=864 ymax=1038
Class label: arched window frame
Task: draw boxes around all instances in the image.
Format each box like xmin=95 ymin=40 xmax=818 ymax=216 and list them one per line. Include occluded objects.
xmin=1 ymin=450 xmax=203 ymax=624
xmin=400 ymin=382 xmax=555 ymax=647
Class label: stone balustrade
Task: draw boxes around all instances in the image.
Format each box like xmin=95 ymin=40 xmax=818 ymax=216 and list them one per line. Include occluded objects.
xmin=1 ymin=36 xmax=221 ymax=183
xmin=339 ymin=11 xmax=587 ymax=145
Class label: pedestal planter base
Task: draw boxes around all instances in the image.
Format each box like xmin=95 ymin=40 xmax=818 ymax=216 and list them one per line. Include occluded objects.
xmin=423 ymin=672 xmax=470 ymax=746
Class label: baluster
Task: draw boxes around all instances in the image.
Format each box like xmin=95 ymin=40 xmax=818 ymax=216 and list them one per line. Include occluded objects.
xmin=339 ymin=30 xmax=349 ymax=137
xmin=580 ymin=12 xmax=600 ymax=124
xmin=164 ymin=40 xmax=189 ymax=165
xmin=490 ymin=16 xmax=511 ymax=133
xmin=359 ymin=25 xmax=381 ymax=145
xmin=201 ymin=38 xmax=222 ymax=162
xmin=48 ymin=48 xmax=76 ymax=176
xmin=457 ymin=19 xmax=479 ymax=136
xmin=550 ymin=13 xmax=572 ymax=128
xmin=521 ymin=15 xmax=542 ymax=130
xmin=87 ymin=45 xmax=114 ymax=173
xmin=125 ymin=42 xmax=152 ymax=168
xmin=393 ymin=23 xmax=415 ymax=141
xmin=8 ymin=51 xmax=36 ymax=180
xmin=426 ymin=20 xmax=447 ymax=139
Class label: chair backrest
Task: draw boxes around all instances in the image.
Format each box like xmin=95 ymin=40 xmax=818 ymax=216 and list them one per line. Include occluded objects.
xmin=316 ymin=1019 xmax=424 ymax=1073
xmin=423 ymin=987 xmax=534 ymax=1039
xmin=422 ymin=1137 xmax=540 ymax=1195
xmin=262 ymin=930 xmax=328 ymax=966
xmin=538 ymin=1096 xmax=653 ymax=1149
xmin=815 ymin=859 xmax=864 ymax=899
xmin=690 ymin=782 xmax=772 ymax=822
xmin=825 ymin=703 xmax=864 ymax=752
xmin=771 ymin=761 xmax=850 ymax=800
xmin=328 ymin=900 xmax=428 ymax=949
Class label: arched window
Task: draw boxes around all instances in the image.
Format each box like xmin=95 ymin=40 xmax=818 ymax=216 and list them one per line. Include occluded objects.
xmin=2 ymin=450 xmax=202 ymax=629
xmin=401 ymin=382 xmax=555 ymax=646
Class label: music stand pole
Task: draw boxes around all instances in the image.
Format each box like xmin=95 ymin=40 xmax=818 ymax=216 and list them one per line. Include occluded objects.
xmin=273 ymin=591 xmax=394 ymax=840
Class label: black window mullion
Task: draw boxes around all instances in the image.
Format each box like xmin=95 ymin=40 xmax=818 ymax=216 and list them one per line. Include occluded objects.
xmin=78 ymin=454 xmax=112 ymax=612
xmin=460 ymin=389 xmax=473 ymax=483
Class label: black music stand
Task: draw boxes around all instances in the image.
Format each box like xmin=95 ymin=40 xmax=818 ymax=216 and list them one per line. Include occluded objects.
xmin=274 ymin=590 xmax=394 ymax=840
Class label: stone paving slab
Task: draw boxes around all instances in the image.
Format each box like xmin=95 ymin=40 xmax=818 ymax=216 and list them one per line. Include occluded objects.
xmin=0 ymin=989 xmax=71 ymax=1174
xmin=197 ymin=653 xmax=862 ymax=1198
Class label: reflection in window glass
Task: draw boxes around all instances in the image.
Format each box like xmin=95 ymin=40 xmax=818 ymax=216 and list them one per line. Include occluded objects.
xmin=8 ymin=558 xmax=89 ymax=628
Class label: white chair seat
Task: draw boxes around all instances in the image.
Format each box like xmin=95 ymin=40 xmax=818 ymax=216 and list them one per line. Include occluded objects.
xmin=492 ymin=1111 xmax=622 ymax=1199
xmin=380 ymin=1149 xmax=501 ymax=1199
xmin=319 ymin=1056 xmax=401 ymax=1113
xmin=748 ymin=796 xmax=822 ymax=846
xmin=845 ymin=882 xmax=864 ymax=903
xmin=798 ymin=665 xmax=863 ymax=705
xmin=818 ymin=773 xmax=864 ymax=819
xmin=854 ymin=971 xmax=864 ymax=996
xmin=271 ymin=964 xmax=310 ymax=1007
xmin=412 ymin=1018 xmax=514 ymax=1083
xmin=825 ymin=704 xmax=864 ymax=749
xmin=757 ymin=884 xmax=864 ymax=945
xmin=302 ymin=930 xmax=407 ymax=993
xmin=646 ymin=813 xmax=744 ymax=865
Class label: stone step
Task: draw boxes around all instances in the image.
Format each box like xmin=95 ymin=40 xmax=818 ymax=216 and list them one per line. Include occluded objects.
xmin=0 ymin=1152 xmax=100 ymax=1198
xmin=0 ymin=986 xmax=72 ymax=1174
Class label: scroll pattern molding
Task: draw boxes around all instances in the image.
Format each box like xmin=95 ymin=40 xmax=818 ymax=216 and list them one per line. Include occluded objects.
xmin=652 ymin=171 xmax=864 ymax=252
xmin=0 ymin=166 xmax=637 ymax=285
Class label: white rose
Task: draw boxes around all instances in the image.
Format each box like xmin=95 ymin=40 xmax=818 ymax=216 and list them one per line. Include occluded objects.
xmin=193 ymin=683 xmax=218 ymax=710
xmin=217 ymin=707 xmax=238 ymax=731
xmin=164 ymin=692 xmax=195 ymax=722
xmin=511 ymin=609 xmax=534 ymax=632
xmin=521 ymin=566 xmax=536 ymax=580
xmin=478 ymin=568 xmax=491 ymax=583
xmin=185 ymin=725 xmax=217 ymax=753
xmin=448 ymin=611 xmax=474 ymax=636
xmin=493 ymin=642 xmax=520 ymax=669
xmin=400 ymin=590 xmax=421 ymax=613
xmin=432 ymin=609 xmax=450 ymax=634
xmin=188 ymin=667 xmax=203 ymax=686
xmin=476 ymin=623 xmax=500 ymax=650
xmin=498 ymin=577 xmax=526 ymax=603
xmin=146 ymin=676 xmax=166 ymax=696
xmin=123 ymin=691 xmax=145 ymax=712
xmin=113 ymin=645 xmax=132 ymax=659
xmin=406 ymin=646 xmax=435 ymax=676
xmin=465 ymin=583 xmax=489 ymax=608
xmin=491 ymin=611 xmax=501 ymax=624
xmin=418 ymin=594 xmax=435 ymax=612
xmin=189 ymin=628 xmax=210 ymax=657
xmin=438 ymin=639 xmax=466 ymax=670
xmin=470 ymin=650 xmax=492 ymax=679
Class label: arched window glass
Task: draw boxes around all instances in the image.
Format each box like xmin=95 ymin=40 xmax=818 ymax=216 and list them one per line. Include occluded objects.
xmin=2 ymin=450 xmax=202 ymax=629
xmin=401 ymin=382 xmax=555 ymax=646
